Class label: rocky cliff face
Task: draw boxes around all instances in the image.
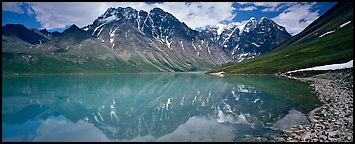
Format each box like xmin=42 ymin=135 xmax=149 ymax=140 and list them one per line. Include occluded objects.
xmin=2 ymin=7 xmax=292 ymax=73
xmin=81 ymin=7 xmax=232 ymax=71
xmin=202 ymin=17 xmax=291 ymax=62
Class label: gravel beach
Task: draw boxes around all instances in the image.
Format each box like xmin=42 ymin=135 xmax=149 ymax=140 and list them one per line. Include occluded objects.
xmin=283 ymin=69 xmax=353 ymax=142
xmin=240 ymin=69 xmax=353 ymax=142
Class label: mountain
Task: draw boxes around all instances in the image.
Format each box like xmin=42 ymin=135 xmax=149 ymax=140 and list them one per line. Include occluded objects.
xmin=2 ymin=7 xmax=233 ymax=73
xmin=207 ymin=2 xmax=353 ymax=74
xmin=2 ymin=24 xmax=49 ymax=44
xmin=2 ymin=23 xmax=140 ymax=73
xmin=202 ymin=17 xmax=292 ymax=62
xmin=30 ymin=28 xmax=61 ymax=40
xmin=2 ymin=6 xmax=291 ymax=73
xmin=81 ymin=7 xmax=232 ymax=72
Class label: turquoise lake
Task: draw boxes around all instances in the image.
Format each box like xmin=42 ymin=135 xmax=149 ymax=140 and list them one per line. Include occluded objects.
xmin=2 ymin=74 xmax=321 ymax=142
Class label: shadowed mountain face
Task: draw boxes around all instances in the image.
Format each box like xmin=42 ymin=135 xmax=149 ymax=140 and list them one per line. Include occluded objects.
xmin=201 ymin=17 xmax=291 ymax=62
xmin=2 ymin=7 xmax=291 ymax=73
xmin=2 ymin=24 xmax=49 ymax=45
xmin=81 ymin=7 xmax=232 ymax=72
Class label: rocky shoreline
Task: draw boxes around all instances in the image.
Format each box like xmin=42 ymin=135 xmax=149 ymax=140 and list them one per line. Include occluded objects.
xmin=239 ymin=69 xmax=353 ymax=142
xmin=283 ymin=69 xmax=353 ymax=142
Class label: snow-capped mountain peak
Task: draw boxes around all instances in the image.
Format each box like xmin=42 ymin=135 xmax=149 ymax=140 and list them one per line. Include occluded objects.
xmin=235 ymin=21 xmax=248 ymax=36
xmin=260 ymin=16 xmax=268 ymax=21
xmin=243 ymin=17 xmax=259 ymax=33
xmin=81 ymin=7 xmax=291 ymax=65
xmin=215 ymin=23 xmax=227 ymax=36
xmin=201 ymin=17 xmax=291 ymax=62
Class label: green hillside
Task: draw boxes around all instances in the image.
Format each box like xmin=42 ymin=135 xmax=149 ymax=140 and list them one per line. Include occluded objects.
xmin=208 ymin=2 xmax=353 ymax=74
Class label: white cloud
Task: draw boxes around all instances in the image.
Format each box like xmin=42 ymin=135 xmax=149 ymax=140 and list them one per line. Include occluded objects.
xmin=239 ymin=6 xmax=257 ymax=11
xmin=261 ymin=7 xmax=277 ymax=12
xmin=4 ymin=2 xmax=236 ymax=30
xmin=260 ymin=3 xmax=292 ymax=12
xmin=252 ymin=2 xmax=283 ymax=7
xmin=2 ymin=2 xmax=27 ymax=14
xmin=237 ymin=2 xmax=283 ymax=11
xmin=122 ymin=116 xmax=235 ymax=142
xmin=272 ymin=3 xmax=319 ymax=35
xmin=252 ymin=2 xmax=299 ymax=12
xmin=33 ymin=117 xmax=110 ymax=141
xmin=3 ymin=2 xmax=322 ymax=35
xmin=236 ymin=2 xmax=251 ymax=5
xmin=236 ymin=2 xmax=298 ymax=13
xmin=152 ymin=2 xmax=236 ymax=29
xmin=28 ymin=2 xmax=116 ymax=29
xmin=236 ymin=2 xmax=301 ymax=13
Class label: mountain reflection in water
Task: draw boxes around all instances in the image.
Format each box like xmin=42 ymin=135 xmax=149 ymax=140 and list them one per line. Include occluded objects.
xmin=2 ymin=74 xmax=321 ymax=142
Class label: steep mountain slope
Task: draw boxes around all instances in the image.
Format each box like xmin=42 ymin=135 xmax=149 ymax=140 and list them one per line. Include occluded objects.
xmin=2 ymin=8 xmax=232 ymax=73
xmin=208 ymin=2 xmax=353 ymax=74
xmin=82 ymin=7 xmax=232 ymax=72
xmin=2 ymin=6 xmax=292 ymax=74
xmin=2 ymin=24 xmax=139 ymax=73
xmin=202 ymin=17 xmax=291 ymax=62
xmin=2 ymin=24 xmax=49 ymax=44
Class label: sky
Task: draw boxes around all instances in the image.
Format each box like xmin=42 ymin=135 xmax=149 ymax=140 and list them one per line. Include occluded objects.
xmin=2 ymin=2 xmax=337 ymax=35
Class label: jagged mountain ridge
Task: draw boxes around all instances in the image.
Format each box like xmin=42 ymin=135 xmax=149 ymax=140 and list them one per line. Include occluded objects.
xmin=207 ymin=2 xmax=353 ymax=74
xmin=202 ymin=17 xmax=291 ymax=62
xmin=2 ymin=6 xmax=292 ymax=73
xmin=2 ymin=24 xmax=49 ymax=45
xmin=83 ymin=7 xmax=291 ymax=63
xmin=2 ymin=7 xmax=232 ymax=73
xmin=81 ymin=7 xmax=232 ymax=71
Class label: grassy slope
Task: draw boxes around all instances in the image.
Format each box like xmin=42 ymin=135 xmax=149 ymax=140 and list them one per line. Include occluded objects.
xmin=208 ymin=2 xmax=353 ymax=74
xmin=2 ymin=36 xmax=220 ymax=74
xmin=2 ymin=53 xmax=141 ymax=74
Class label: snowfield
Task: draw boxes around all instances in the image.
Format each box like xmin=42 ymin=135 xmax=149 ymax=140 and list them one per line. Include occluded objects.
xmin=286 ymin=60 xmax=353 ymax=74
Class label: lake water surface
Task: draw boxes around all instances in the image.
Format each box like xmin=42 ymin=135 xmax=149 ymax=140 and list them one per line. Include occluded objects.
xmin=2 ymin=74 xmax=321 ymax=142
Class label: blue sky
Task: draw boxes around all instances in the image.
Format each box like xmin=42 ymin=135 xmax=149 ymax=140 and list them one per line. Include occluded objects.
xmin=2 ymin=2 xmax=337 ymax=35
xmin=230 ymin=2 xmax=336 ymax=23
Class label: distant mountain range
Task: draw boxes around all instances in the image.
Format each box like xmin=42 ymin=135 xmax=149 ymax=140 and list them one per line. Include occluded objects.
xmin=202 ymin=17 xmax=291 ymax=62
xmin=2 ymin=6 xmax=291 ymax=73
xmin=208 ymin=2 xmax=353 ymax=74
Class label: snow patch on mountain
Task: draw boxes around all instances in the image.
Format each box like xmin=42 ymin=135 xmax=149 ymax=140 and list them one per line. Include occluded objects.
xmin=109 ymin=27 xmax=119 ymax=44
xmin=339 ymin=21 xmax=351 ymax=28
xmin=192 ymin=42 xmax=197 ymax=50
xmin=235 ymin=21 xmax=248 ymax=36
xmin=286 ymin=60 xmax=353 ymax=73
xmin=319 ymin=30 xmax=335 ymax=37
xmin=216 ymin=23 xmax=227 ymax=36
xmin=180 ymin=40 xmax=184 ymax=50
xmin=251 ymin=42 xmax=260 ymax=47
xmin=221 ymin=26 xmax=238 ymax=45
xmin=165 ymin=36 xmax=172 ymax=49
xmin=99 ymin=15 xmax=119 ymax=24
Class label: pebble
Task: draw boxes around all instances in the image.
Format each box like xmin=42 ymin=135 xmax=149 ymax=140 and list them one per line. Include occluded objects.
xmin=301 ymin=132 xmax=311 ymax=141
xmin=244 ymin=70 xmax=353 ymax=142
xmin=328 ymin=131 xmax=336 ymax=137
xmin=283 ymin=69 xmax=353 ymax=142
